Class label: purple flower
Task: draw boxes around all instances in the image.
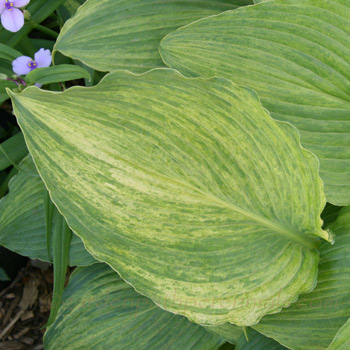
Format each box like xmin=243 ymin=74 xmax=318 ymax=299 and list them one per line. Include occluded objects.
xmin=12 ymin=48 xmax=51 ymax=76
xmin=0 ymin=0 xmax=30 ymax=32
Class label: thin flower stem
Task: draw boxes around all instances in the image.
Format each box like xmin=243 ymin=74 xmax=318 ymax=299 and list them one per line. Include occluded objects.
xmin=6 ymin=78 xmax=19 ymax=86
xmin=31 ymin=22 xmax=58 ymax=39
xmin=58 ymin=82 xmax=66 ymax=91
xmin=0 ymin=143 xmax=31 ymax=175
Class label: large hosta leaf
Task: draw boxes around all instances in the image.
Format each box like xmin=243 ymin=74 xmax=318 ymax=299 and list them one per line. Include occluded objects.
xmin=0 ymin=155 xmax=96 ymax=266
xmin=8 ymin=69 xmax=329 ymax=326
xmin=328 ymin=318 xmax=350 ymax=350
xmin=54 ymin=0 xmax=253 ymax=73
xmin=160 ymin=0 xmax=350 ymax=206
xmin=252 ymin=206 xmax=350 ymax=350
xmin=44 ymin=263 xmax=225 ymax=350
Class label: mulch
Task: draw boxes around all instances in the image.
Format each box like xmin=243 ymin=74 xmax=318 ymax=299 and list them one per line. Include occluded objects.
xmin=0 ymin=260 xmax=53 ymax=350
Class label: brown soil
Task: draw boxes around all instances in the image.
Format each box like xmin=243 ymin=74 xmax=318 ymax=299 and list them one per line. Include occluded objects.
xmin=0 ymin=261 xmax=53 ymax=350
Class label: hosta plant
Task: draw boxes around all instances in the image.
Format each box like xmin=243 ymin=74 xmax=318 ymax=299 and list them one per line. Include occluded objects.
xmin=0 ymin=0 xmax=349 ymax=349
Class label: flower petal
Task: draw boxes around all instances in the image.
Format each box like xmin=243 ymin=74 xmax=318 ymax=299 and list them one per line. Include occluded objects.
xmin=0 ymin=0 xmax=6 ymax=15
xmin=13 ymin=0 xmax=30 ymax=8
xmin=12 ymin=55 xmax=32 ymax=75
xmin=34 ymin=48 xmax=51 ymax=68
xmin=1 ymin=8 xmax=24 ymax=32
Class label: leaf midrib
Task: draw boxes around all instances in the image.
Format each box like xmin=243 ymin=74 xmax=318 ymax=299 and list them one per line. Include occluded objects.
xmin=113 ymin=154 xmax=320 ymax=250
xmin=199 ymin=190 xmax=319 ymax=250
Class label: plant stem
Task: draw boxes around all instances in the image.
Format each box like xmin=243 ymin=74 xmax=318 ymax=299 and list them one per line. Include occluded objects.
xmin=31 ymin=22 xmax=58 ymax=39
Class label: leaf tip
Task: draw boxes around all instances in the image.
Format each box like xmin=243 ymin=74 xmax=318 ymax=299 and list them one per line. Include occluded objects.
xmin=243 ymin=327 xmax=249 ymax=342
xmin=325 ymin=229 xmax=336 ymax=245
xmin=317 ymin=228 xmax=335 ymax=245
xmin=5 ymin=87 xmax=16 ymax=98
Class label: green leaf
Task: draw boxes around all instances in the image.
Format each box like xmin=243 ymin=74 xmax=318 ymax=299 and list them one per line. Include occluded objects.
xmin=252 ymin=206 xmax=350 ymax=350
xmin=46 ymin=208 xmax=72 ymax=327
xmin=236 ymin=329 xmax=286 ymax=350
xmin=57 ymin=0 xmax=86 ymax=27
xmin=0 ymin=167 xmax=18 ymax=198
xmin=25 ymin=65 xmax=91 ymax=85
xmin=0 ymin=79 xmax=17 ymax=104
xmin=44 ymin=188 xmax=55 ymax=260
xmin=328 ymin=318 xmax=350 ymax=350
xmin=0 ymin=44 xmax=21 ymax=61
xmin=159 ymin=0 xmax=350 ymax=206
xmin=44 ymin=263 xmax=225 ymax=350
xmin=54 ymin=0 xmax=253 ymax=73
xmin=0 ymin=155 xmax=96 ymax=266
xmin=0 ymin=267 xmax=10 ymax=281
xmin=8 ymin=69 xmax=329 ymax=326
xmin=0 ymin=58 xmax=16 ymax=77
xmin=29 ymin=38 xmax=55 ymax=52
xmin=0 ymin=132 xmax=28 ymax=171
xmin=206 ymin=324 xmax=243 ymax=345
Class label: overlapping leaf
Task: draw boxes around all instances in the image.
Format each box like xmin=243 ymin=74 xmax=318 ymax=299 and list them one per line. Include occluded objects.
xmin=328 ymin=318 xmax=350 ymax=350
xmin=0 ymin=155 xmax=96 ymax=266
xmin=54 ymin=0 xmax=253 ymax=73
xmin=252 ymin=206 xmax=350 ymax=350
xmin=25 ymin=65 xmax=91 ymax=85
xmin=44 ymin=263 xmax=225 ymax=350
xmin=206 ymin=323 xmax=243 ymax=345
xmin=236 ymin=329 xmax=286 ymax=350
xmin=8 ymin=69 xmax=329 ymax=326
xmin=159 ymin=0 xmax=350 ymax=206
